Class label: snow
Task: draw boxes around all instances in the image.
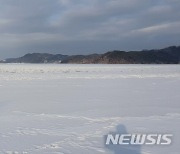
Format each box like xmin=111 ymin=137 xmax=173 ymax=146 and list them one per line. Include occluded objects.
xmin=0 ymin=64 xmax=180 ymax=154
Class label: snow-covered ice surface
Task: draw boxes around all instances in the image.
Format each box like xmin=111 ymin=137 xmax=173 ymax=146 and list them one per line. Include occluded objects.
xmin=0 ymin=64 xmax=180 ymax=154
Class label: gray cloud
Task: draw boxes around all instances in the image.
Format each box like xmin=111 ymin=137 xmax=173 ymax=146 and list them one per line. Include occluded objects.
xmin=0 ymin=0 xmax=180 ymax=59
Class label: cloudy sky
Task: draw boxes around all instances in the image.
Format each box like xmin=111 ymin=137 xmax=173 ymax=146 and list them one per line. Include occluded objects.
xmin=0 ymin=0 xmax=180 ymax=59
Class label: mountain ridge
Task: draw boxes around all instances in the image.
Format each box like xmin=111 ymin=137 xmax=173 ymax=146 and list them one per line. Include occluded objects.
xmin=1 ymin=46 xmax=180 ymax=64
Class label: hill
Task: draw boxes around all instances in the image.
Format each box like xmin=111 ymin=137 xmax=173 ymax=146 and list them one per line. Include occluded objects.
xmin=1 ymin=46 xmax=180 ymax=64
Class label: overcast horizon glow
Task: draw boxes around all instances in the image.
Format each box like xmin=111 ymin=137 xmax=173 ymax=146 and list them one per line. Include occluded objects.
xmin=0 ymin=0 xmax=180 ymax=59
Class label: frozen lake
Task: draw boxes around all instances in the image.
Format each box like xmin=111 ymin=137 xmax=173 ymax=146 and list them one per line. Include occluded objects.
xmin=0 ymin=64 xmax=180 ymax=154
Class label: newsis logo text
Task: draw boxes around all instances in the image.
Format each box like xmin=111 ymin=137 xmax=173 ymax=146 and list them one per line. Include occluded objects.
xmin=106 ymin=134 xmax=173 ymax=145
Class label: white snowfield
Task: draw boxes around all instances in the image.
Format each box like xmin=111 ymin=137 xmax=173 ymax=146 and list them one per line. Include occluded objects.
xmin=0 ymin=64 xmax=179 ymax=154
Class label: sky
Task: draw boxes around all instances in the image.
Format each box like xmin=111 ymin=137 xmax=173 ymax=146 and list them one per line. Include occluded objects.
xmin=0 ymin=0 xmax=180 ymax=59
